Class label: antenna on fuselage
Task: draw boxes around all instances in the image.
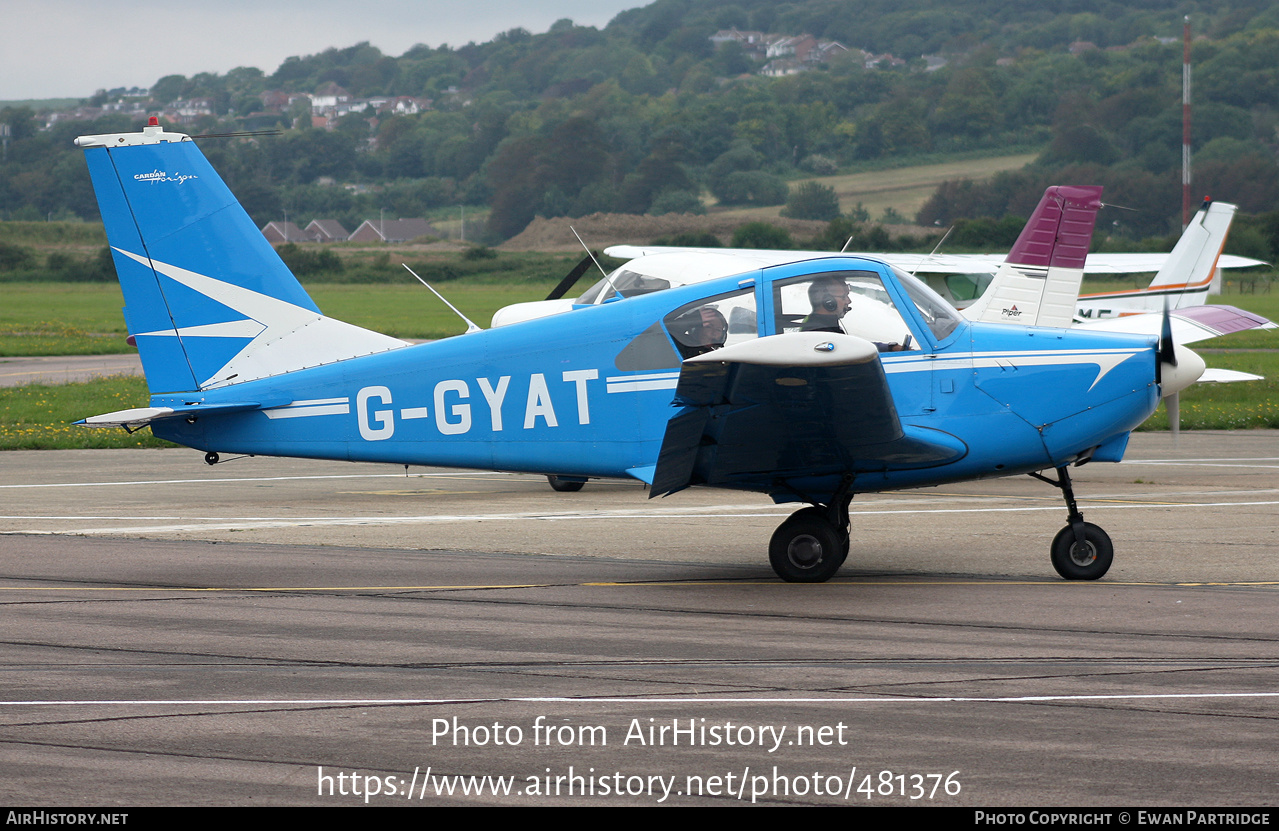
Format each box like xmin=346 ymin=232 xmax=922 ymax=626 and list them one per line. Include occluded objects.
xmin=910 ymin=225 xmax=955 ymax=277
xmin=402 ymin=264 xmax=482 ymax=334
xmin=570 ymin=226 xmax=623 ymax=302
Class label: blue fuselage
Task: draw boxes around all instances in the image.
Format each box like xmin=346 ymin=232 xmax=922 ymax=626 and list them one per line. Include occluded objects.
xmin=151 ymin=259 xmax=1160 ymax=502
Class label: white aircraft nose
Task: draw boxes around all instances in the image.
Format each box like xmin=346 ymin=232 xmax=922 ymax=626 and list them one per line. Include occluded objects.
xmin=1160 ymin=343 xmax=1206 ymax=398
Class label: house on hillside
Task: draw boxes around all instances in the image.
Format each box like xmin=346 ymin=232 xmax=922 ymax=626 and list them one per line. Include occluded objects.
xmin=261 ymin=221 xmax=308 ymax=243
xmin=305 ymin=219 xmax=349 ymax=243
xmin=310 ymin=83 xmax=351 ymax=113
xmin=349 ymin=218 xmax=441 ymax=243
xmin=163 ymin=98 xmax=216 ymax=125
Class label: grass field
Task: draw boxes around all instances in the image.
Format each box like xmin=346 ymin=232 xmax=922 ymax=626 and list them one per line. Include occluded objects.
xmin=712 ymin=152 xmax=1040 ymax=224
xmin=0 ymin=266 xmax=1274 ymax=450
xmin=1137 ymin=351 xmax=1279 ymax=431
xmin=0 ymin=221 xmax=107 ymax=250
xmin=6 ymin=276 xmax=1272 ymax=353
xmin=0 ymin=278 xmax=563 ymax=354
xmin=0 ymin=376 xmax=171 ymax=449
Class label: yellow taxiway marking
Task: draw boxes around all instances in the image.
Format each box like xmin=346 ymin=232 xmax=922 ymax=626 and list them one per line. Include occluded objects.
xmin=0 ymin=584 xmax=558 ymax=592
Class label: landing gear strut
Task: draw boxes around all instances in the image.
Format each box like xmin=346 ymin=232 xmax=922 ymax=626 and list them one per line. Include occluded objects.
xmin=1031 ymin=465 xmax=1113 ymax=580
xmin=768 ymin=479 xmax=853 ymax=583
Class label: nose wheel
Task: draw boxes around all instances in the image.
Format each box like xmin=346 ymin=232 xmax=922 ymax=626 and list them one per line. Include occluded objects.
xmin=1032 ymin=465 xmax=1114 ymax=581
xmin=1050 ymin=522 xmax=1113 ymax=580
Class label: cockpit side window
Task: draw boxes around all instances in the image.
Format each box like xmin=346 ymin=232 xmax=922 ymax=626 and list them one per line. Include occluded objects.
xmin=613 ymin=286 xmax=759 ymax=372
xmin=663 ymin=286 xmax=759 ymax=360
xmin=771 ymin=271 xmax=919 ymax=352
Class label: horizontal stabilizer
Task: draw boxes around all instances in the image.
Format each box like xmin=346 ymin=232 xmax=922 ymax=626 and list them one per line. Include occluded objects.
xmin=78 ymin=400 xmax=265 ymax=429
xmin=1199 ymin=368 xmax=1263 ymax=384
xmin=1079 ymin=304 xmax=1276 ymax=344
xmin=78 ymin=407 xmax=176 ymax=429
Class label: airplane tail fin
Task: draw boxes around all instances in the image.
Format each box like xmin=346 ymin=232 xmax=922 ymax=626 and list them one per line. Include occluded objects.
xmin=77 ymin=119 xmax=405 ymax=395
xmin=1146 ymin=198 xmax=1236 ymax=304
xmin=962 ymin=185 xmax=1104 ymax=328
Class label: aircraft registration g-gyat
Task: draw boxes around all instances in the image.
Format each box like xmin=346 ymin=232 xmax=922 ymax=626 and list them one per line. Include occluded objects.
xmin=78 ymin=120 xmax=1208 ymax=583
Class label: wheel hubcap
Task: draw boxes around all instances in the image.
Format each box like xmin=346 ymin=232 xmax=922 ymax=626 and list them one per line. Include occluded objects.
xmin=787 ymin=534 xmax=824 ymax=569
xmin=1069 ymin=541 xmax=1097 ymax=567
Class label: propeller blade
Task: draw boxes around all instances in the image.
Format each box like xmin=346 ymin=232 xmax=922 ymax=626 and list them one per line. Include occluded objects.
xmin=1167 ymin=391 xmax=1180 ymax=442
xmin=1159 ymin=300 xmax=1177 ymax=367
xmin=546 ymin=254 xmax=595 ymax=301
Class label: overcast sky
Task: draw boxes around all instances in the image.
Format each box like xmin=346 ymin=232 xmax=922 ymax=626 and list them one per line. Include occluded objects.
xmin=1 ymin=0 xmax=644 ymax=100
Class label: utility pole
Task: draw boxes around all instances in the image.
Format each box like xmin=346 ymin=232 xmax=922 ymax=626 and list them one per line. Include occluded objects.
xmin=1182 ymin=15 xmax=1192 ymax=229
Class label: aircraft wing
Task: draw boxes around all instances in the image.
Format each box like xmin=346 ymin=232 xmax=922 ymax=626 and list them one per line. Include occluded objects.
xmin=605 ymin=245 xmax=1013 ymax=274
xmin=603 ymin=247 xmax=1265 ymax=275
xmin=648 ymin=333 xmax=968 ymax=497
xmin=1079 ymin=253 xmax=1265 ymax=273
xmin=1076 ymin=304 xmax=1276 ymax=345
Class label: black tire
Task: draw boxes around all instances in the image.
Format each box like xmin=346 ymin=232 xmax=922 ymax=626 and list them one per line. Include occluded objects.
xmin=787 ymin=506 xmax=851 ymax=560
xmin=547 ymin=475 xmax=585 ymax=492
xmin=1050 ymin=522 xmax=1113 ymax=580
xmin=204 ymin=451 xmax=220 ymax=466
xmin=769 ymin=512 xmax=845 ymax=583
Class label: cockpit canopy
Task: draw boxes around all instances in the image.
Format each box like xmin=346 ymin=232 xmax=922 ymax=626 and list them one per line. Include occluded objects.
xmin=577 ymin=251 xmax=786 ymax=305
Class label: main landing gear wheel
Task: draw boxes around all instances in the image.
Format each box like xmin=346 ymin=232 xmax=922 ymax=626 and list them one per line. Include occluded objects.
xmin=204 ymin=452 xmax=220 ymax=466
xmin=1050 ymin=522 xmax=1113 ymax=580
xmin=785 ymin=506 xmax=849 ymax=562
xmin=769 ymin=511 xmax=846 ymax=583
xmin=547 ymin=475 xmax=584 ymax=492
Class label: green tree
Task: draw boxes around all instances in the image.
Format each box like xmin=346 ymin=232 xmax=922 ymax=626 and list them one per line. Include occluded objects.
xmin=782 ymin=182 xmax=840 ymax=221
xmin=649 ymin=189 xmax=706 ymax=215
xmin=731 ymin=222 xmax=792 ymax=249
xmin=715 ymin=170 xmax=787 ymax=206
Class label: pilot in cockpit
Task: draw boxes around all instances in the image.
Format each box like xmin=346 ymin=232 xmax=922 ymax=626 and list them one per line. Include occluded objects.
xmin=801 ymin=275 xmax=909 ymax=352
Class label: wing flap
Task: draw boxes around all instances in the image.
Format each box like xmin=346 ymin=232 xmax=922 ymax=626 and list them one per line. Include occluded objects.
xmin=650 ymin=334 xmax=967 ymax=497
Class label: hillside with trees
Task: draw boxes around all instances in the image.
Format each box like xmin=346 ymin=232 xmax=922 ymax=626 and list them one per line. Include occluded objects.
xmin=3 ymin=0 xmax=1279 ymax=258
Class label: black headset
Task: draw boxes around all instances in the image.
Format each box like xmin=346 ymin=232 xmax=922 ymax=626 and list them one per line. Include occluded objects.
xmin=812 ymin=282 xmax=843 ymax=313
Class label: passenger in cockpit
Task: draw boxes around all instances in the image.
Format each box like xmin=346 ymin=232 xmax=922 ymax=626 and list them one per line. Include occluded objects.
xmin=671 ymin=305 xmax=728 ymax=358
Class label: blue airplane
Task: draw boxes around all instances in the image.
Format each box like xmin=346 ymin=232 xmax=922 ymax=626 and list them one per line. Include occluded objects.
xmin=75 ymin=120 xmax=1206 ymax=583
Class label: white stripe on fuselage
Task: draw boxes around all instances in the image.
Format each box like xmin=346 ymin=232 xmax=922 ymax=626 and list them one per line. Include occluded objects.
xmin=606 ymin=371 xmax=680 ymax=393
xmin=263 ymin=397 xmax=351 ymax=419
xmin=882 ymin=348 xmax=1145 ymax=391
